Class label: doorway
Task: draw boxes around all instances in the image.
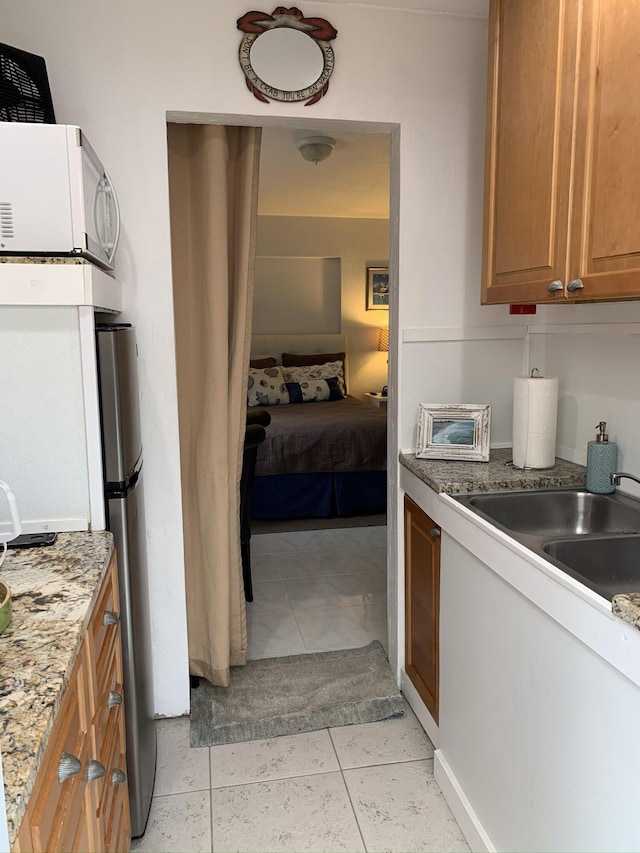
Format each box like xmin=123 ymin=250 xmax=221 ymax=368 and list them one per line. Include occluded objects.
xmin=166 ymin=113 xmax=400 ymax=681
xmin=245 ymin=124 xmax=393 ymax=661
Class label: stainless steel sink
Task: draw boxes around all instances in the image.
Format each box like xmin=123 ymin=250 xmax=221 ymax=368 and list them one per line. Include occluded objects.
xmin=543 ymin=536 xmax=640 ymax=600
xmin=465 ymin=490 xmax=640 ymax=537
xmin=455 ymin=488 xmax=640 ymax=601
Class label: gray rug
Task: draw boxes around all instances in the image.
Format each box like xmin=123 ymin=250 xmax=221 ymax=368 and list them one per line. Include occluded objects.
xmin=190 ymin=640 xmax=404 ymax=747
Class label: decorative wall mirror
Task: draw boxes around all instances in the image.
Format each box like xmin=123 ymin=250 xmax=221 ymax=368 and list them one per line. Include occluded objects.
xmin=237 ymin=7 xmax=337 ymax=106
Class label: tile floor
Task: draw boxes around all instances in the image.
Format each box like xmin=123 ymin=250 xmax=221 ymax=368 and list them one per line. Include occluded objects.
xmin=131 ymin=525 xmax=470 ymax=852
xmin=131 ymin=706 xmax=470 ymax=853
xmin=247 ymin=525 xmax=388 ymax=659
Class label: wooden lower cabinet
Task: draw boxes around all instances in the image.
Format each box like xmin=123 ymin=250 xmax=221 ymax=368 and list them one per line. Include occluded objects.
xmin=13 ymin=552 xmax=131 ymax=853
xmin=404 ymin=495 xmax=440 ymax=723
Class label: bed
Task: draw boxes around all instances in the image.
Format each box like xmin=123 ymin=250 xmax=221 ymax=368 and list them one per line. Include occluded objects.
xmin=247 ymin=345 xmax=387 ymax=519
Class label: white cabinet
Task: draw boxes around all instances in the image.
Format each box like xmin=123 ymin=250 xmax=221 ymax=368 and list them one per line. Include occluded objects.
xmin=0 ymin=262 xmax=122 ymax=533
xmin=438 ymin=533 xmax=640 ymax=852
xmin=0 ymin=262 xmax=122 ymax=310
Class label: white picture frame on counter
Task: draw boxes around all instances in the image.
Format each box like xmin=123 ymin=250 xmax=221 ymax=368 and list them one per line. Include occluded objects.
xmin=416 ymin=403 xmax=491 ymax=462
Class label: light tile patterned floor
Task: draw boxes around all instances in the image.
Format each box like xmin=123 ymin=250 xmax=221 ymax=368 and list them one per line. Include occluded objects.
xmin=132 ymin=525 xmax=470 ymax=852
xmin=247 ymin=526 xmax=388 ymax=658
xmin=131 ymin=707 xmax=470 ymax=853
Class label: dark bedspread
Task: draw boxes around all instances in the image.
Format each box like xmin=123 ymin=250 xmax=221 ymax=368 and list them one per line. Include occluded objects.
xmin=254 ymin=397 xmax=387 ymax=476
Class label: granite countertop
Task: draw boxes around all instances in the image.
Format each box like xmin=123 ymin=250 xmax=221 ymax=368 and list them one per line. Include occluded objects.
xmin=400 ymin=448 xmax=640 ymax=635
xmin=0 ymin=256 xmax=88 ymax=265
xmin=400 ymin=447 xmax=586 ymax=494
xmin=0 ymin=531 xmax=113 ymax=844
xmin=612 ymin=594 xmax=640 ymax=632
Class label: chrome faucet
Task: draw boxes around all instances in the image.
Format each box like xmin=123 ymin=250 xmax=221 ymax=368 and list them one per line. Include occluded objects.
xmin=610 ymin=472 xmax=640 ymax=487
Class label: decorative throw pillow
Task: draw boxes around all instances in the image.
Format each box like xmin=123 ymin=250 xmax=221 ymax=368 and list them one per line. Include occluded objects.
xmin=247 ymin=366 xmax=290 ymax=407
xmin=281 ymin=361 xmax=346 ymax=397
xmin=285 ymin=376 xmax=345 ymax=404
xmin=281 ymin=351 xmax=347 ymax=393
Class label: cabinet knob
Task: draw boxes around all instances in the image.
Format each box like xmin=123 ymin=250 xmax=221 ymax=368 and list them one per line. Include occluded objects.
xmin=111 ymin=768 xmax=127 ymax=786
xmin=86 ymin=760 xmax=106 ymax=783
xmin=108 ymin=690 xmax=123 ymax=708
xmin=547 ymin=280 xmax=564 ymax=293
xmin=567 ymin=278 xmax=584 ymax=292
xmin=58 ymin=752 xmax=82 ymax=783
xmin=103 ymin=609 xmax=119 ymax=626
xmin=429 ymin=527 xmax=441 ymax=537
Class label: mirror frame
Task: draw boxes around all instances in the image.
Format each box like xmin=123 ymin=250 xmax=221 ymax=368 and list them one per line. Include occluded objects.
xmin=237 ymin=7 xmax=338 ymax=106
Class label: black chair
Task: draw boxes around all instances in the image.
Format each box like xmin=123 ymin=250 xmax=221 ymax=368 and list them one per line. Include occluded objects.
xmin=240 ymin=409 xmax=271 ymax=601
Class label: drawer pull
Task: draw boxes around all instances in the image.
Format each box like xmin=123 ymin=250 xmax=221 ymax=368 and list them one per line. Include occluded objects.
xmin=547 ymin=279 xmax=563 ymax=293
xmin=58 ymin=752 xmax=82 ymax=783
xmin=429 ymin=527 xmax=441 ymax=537
xmin=111 ymin=768 xmax=126 ymax=786
xmin=108 ymin=690 xmax=123 ymax=708
xmin=103 ymin=610 xmax=119 ymax=626
xmin=567 ymin=278 xmax=584 ymax=292
xmin=86 ymin=760 xmax=106 ymax=783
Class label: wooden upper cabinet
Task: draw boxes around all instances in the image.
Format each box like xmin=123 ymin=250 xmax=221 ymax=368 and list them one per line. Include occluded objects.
xmin=482 ymin=0 xmax=640 ymax=305
xmin=569 ymin=0 xmax=640 ymax=300
xmin=482 ymin=0 xmax=579 ymax=304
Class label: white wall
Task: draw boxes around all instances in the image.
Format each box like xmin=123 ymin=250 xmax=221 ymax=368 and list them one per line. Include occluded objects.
xmin=256 ymin=216 xmax=390 ymax=399
xmin=1 ymin=0 xmax=519 ymax=715
xmin=0 ymin=306 xmax=90 ymax=531
xmin=529 ymin=300 xmax=640 ymax=500
xmin=253 ymin=256 xmax=341 ymax=336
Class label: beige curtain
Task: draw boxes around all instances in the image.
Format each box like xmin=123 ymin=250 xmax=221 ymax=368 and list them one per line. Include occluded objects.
xmin=167 ymin=123 xmax=261 ymax=687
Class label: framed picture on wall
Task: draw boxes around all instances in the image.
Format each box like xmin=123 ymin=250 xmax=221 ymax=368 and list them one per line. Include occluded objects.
xmin=366 ymin=266 xmax=389 ymax=310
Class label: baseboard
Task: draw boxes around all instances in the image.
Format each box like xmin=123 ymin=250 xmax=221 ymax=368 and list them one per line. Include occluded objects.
xmin=400 ymin=670 xmax=439 ymax=747
xmin=434 ymin=750 xmax=496 ymax=853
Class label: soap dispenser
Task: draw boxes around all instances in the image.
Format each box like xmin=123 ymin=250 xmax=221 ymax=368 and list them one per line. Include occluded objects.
xmin=586 ymin=422 xmax=617 ymax=494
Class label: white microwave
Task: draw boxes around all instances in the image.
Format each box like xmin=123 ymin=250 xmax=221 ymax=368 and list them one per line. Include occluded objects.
xmin=0 ymin=123 xmax=120 ymax=270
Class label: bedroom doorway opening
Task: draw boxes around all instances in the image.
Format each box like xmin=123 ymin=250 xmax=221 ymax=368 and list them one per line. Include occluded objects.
xmin=166 ymin=114 xmax=398 ymax=688
xmin=245 ymin=123 xmax=393 ymax=661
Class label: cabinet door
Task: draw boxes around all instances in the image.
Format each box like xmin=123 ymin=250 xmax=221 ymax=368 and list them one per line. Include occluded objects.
xmin=28 ymin=658 xmax=91 ymax=853
xmin=404 ymin=496 xmax=440 ymax=723
xmin=482 ymin=0 xmax=579 ymax=304
xmin=569 ymin=0 xmax=640 ymax=300
xmin=12 ymin=556 xmax=129 ymax=853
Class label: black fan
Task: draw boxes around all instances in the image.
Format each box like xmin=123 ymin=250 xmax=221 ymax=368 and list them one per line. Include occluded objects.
xmin=0 ymin=42 xmax=55 ymax=123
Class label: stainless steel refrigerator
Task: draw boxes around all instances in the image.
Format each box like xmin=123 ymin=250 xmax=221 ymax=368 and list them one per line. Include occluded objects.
xmin=96 ymin=323 xmax=157 ymax=838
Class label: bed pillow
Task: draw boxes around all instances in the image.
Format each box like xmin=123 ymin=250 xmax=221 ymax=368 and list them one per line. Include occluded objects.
xmin=284 ymin=376 xmax=344 ymax=404
xmin=281 ymin=351 xmax=347 ymax=393
xmin=282 ymin=362 xmax=346 ymax=398
xmin=281 ymin=351 xmax=345 ymax=368
xmin=247 ymin=366 xmax=290 ymax=407
xmin=250 ymin=356 xmax=277 ymax=369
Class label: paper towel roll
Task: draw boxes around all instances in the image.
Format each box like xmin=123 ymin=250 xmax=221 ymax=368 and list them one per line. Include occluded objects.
xmin=512 ymin=376 xmax=559 ymax=469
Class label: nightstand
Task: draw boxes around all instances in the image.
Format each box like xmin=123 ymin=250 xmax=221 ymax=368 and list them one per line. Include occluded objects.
xmin=364 ymin=392 xmax=388 ymax=409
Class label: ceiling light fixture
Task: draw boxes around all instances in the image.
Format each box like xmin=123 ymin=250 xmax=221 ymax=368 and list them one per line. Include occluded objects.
xmin=295 ymin=135 xmax=336 ymax=165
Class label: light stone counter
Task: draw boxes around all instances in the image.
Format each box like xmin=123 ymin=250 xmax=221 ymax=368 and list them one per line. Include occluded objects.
xmin=0 ymin=531 xmax=113 ymax=845
xmin=400 ymin=448 xmax=640 ymax=635
xmin=0 ymin=256 xmax=88 ymax=264
xmin=612 ymin=594 xmax=640 ymax=632
xmin=400 ymin=447 xmax=586 ymax=494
